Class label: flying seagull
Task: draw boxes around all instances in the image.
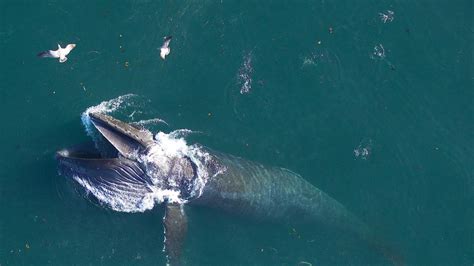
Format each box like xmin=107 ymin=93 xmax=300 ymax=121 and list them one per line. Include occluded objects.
xmin=160 ymin=36 xmax=172 ymax=59
xmin=38 ymin=44 xmax=76 ymax=63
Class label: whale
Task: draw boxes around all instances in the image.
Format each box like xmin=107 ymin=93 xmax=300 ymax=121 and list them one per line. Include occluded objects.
xmin=56 ymin=112 xmax=401 ymax=265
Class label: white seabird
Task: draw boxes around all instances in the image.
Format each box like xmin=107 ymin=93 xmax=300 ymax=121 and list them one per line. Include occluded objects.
xmin=38 ymin=44 xmax=76 ymax=63
xmin=160 ymin=36 xmax=172 ymax=59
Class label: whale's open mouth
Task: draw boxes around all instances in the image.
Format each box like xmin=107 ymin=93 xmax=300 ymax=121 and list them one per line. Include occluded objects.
xmin=56 ymin=113 xmax=161 ymax=212
xmin=56 ymin=111 xmax=219 ymax=212
xmin=56 ymin=112 xmax=153 ymax=175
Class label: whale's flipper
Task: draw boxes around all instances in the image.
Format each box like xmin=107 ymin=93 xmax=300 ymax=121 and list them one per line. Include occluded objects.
xmin=163 ymin=203 xmax=188 ymax=266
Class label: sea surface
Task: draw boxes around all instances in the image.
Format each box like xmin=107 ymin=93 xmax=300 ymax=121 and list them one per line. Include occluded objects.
xmin=0 ymin=0 xmax=472 ymax=265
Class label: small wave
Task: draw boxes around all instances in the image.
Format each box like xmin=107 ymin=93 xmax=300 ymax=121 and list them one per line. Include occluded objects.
xmin=81 ymin=94 xmax=137 ymax=139
xmin=132 ymin=118 xmax=169 ymax=127
xmin=302 ymin=56 xmax=316 ymax=66
xmin=301 ymin=51 xmax=326 ymax=67
xmin=371 ymin=44 xmax=386 ymax=60
xmin=354 ymin=139 xmax=374 ymax=160
xmin=379 ymin=10 xmax=394 ymax=24
xmin=169 ymin=129 xmax=201 ymax=139
xmin=238 ymin=52 xmax=253 ymax=94
xmin=370 ymin=44 xmax=396 ymax=69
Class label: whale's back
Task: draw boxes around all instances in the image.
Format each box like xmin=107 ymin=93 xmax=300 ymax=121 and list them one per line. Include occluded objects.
xmin=192 ymin=152 xmax=369 ymax=234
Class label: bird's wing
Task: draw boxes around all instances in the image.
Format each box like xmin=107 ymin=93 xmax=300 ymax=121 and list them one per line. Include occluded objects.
xmin=162 ymin=36 xmax=172 ymax=48
xmin=64 ymin=44 xmax=76 ymax=54
xmin=37 ymin=49 xmax=59 ymax=58
xmin=160 ymin=48 xmax=168 ymax=59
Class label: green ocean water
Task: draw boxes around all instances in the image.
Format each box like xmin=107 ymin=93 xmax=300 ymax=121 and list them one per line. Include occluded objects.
xmin=0 ymin=0 xmax=472 ymax=265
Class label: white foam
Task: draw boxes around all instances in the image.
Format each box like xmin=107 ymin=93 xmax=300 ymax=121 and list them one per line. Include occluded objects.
xmin=152 ymin=132 xmax=189 ymax=159
xmin=142 ymin=132 xmax=189 ymax=185
xmin=141 ymin=131 xmax=216 ymax=200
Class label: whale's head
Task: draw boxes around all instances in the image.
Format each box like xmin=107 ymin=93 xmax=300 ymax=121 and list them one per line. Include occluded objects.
xmin=56 ymin=113 xmax=202 ymax=212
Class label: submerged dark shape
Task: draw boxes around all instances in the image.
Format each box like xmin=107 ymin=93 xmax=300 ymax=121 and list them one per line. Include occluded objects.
xmin=56 ymin=113 xmax=402 ymax=265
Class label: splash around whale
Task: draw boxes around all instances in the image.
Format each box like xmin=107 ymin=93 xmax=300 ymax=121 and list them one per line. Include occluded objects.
xmin=56 ymin=96 xmax=402 ymax=265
